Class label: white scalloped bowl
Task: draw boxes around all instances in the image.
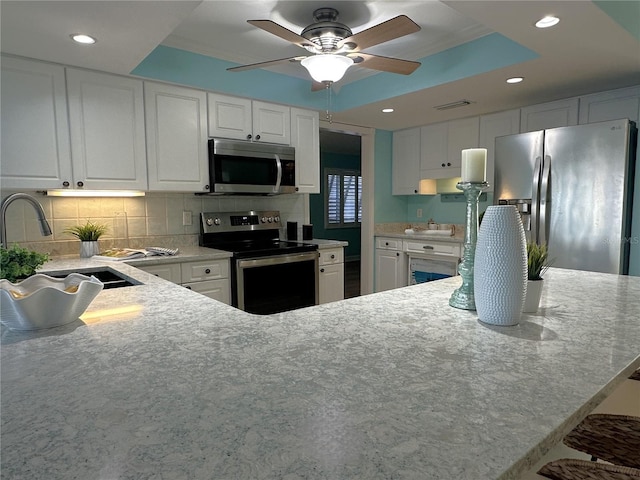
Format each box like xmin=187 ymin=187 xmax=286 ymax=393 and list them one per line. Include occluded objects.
xmin=0 ymin=273 xmax=104 ymax=330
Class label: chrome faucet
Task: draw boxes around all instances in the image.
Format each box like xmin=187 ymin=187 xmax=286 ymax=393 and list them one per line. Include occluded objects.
xmin=0 ymin=193 xmax=53 ymax=248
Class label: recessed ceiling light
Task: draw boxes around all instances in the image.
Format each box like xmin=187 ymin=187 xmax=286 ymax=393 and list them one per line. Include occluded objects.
xmin=71 ymin=34 xmax=97 ymax=44
xmin=535 ymin=16 xmax=560 ymax=28
xmin=506 ymin=77 xmax=524 ymax=84
xmin=382 ymin=108 xmax=394 ymax=113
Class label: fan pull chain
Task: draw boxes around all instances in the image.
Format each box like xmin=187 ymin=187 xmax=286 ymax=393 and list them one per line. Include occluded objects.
xmin=325 ymin=82 xmax=333 ymax=123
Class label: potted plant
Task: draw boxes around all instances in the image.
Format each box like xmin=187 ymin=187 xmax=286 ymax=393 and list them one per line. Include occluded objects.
xmin=524 ymin=242 xmax=551 ymax=312
xmin=0 ymin=244 xmax=49 ymax=282
xmin=64 ymin=220 xmax=108 ymax=258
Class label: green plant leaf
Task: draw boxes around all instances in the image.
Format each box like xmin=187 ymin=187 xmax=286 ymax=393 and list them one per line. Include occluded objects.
xmin=0 ymin=245 xmax=49 ymax=282
xmin=64 ymin=220 xmax=108 ymax=241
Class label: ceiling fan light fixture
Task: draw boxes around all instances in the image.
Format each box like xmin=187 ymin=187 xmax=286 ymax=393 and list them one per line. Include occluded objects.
xmin=301 ymin=54 xmax=354 ymax=83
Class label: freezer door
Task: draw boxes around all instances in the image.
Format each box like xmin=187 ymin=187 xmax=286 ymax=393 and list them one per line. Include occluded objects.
xmin=544 ymin=119 xmax=634 ymax=274
xmin=494 ymin=131 xmax=543 ymax=201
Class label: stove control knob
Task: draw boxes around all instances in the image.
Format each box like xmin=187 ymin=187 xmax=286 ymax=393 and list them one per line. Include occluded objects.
xmin=205 ymin=217 xmax=214 ymax=226
xmin=213 ymin=217 xmax=221 ymax=226
xmin=267 ymin=216 xmax=273 ymax=223
xmin=261 ymin=216 xmax=267 ymax=223
xmin=274 ymin=215 xmax=280 ymax=223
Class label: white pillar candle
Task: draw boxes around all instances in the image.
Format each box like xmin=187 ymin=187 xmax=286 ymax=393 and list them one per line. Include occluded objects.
xmin=461 ymin=148 xmax=487 ymax=182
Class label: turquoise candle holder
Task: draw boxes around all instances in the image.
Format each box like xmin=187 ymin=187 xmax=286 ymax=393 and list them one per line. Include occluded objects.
xmin=449 ymin=181 xmax=489 ymax=310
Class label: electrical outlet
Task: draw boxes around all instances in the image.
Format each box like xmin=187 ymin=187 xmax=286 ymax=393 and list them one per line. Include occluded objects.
xmin=182 ymin=211 xmax=192 ymax=226
xmin=416 ymin=208 xmax=423 ymax=218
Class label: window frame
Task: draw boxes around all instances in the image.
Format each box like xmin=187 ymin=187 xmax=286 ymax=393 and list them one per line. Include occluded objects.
xmin=324 ymin=167 xmax=362 ymax=229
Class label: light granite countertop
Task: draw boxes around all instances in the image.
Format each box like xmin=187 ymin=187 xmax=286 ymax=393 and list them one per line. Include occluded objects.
xmin=1 ymin=262 xmax=639 ymax=480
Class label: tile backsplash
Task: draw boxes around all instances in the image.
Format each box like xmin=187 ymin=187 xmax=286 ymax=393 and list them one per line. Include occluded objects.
xmin=2 ymin=191 xmax=308 ymax=256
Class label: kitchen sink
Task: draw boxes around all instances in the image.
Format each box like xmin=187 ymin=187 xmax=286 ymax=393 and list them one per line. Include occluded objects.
xmin=45 ymin=267 xmax=142 ymax=289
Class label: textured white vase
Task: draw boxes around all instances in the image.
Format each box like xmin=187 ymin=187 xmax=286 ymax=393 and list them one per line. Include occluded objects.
xmin=474 ymin=205 xmax=527 ymax=326
xmin=80 ymin=241 xmax=99 ymax=258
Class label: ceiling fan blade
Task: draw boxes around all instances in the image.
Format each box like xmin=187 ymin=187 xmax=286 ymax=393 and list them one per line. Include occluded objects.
xmin=337 ymin=15 xmax=420 ymax=52
xmin=227 ymin=56 xmax=307 ymax=72
xmin=247 ymin=20 xmax=318 ymax=50
xmin=349 ymin=53 xmax=421 ymax=75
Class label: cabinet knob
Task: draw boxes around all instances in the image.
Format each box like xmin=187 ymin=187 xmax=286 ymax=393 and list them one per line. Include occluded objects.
xmin=205 ymin=268 xmax=211 ymax=274
xmin=204 ymin=185 xmax=210 ymax=191
xmin=76 ymin=181 xmax=84 ymax=187
xmin=385 ymin=242 xmax=389 ymax=246
xmin=447 ymin=162 xmax=452 ymax=167
xmin=62 ymin=181 xmax=70 ymax=187
xmin=320 ymin=268 xmax=325 ymax=273
xmin=396 ymin=252 xmax=400 ymax=257
xmin=441 ymin=163 xmax=446 ymax=167
xmin=414 ymin=189 xmax=418 ymax=193
xmin=330 ymin=254 xmax=335 ymax=259
xmin=423 ymin=245 xmax=434 ymax=250
xmin=247 ymin=134 xmax=252 ymax=140
xmin=255 ymin=134 xmax=261 ymax=140
xmin=185 ymin=285 xmax=192 ymax=290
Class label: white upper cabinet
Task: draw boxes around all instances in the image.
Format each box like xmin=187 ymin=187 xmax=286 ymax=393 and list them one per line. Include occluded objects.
xmin=478 ymin=109 xmax=521 ymax=190
xmin=291 ymin=107 xmax=320 ymax=194
xmin=392 ymin=127 xmax=421 ymax=194
xmin=207 ymin=93 xmax=290 ymax=144
xmin=520 ymin=97 xmax=579 ymax=132
xmin=446 ymin=116 xmax=480 ymax=169
xmin=252 ymin=100 xmax=291 ymax=145
xmin=145 ymin=82 xmax=209 ymax=192
xmin=66 ymin=68 xmax=147 ymax=190
xmin=1 ymin=56 xmax=72 ymax=190
xmin=578 ymin=86 xmax=640 ymax=125
xmin=420 ymin=117 xmax=479 ymax=179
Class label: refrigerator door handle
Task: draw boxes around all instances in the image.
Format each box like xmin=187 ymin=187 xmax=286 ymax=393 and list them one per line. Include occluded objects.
xmin=539 ymin=155 xmax=551 ymax=245
xmin=531 ymin=156 xmax=542 ymax=243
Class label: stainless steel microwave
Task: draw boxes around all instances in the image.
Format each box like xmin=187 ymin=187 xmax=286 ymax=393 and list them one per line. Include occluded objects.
xmin=208 ymin=138 xmax=296 ymax=195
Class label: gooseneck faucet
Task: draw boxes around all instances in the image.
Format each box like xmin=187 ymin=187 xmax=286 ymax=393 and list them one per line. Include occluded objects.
xmin=0 ymin=193 xmax=53 ymax=248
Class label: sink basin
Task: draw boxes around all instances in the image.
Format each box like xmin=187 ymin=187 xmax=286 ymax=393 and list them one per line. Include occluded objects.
xmin=45 ymin=267 xmax=142 ymax=289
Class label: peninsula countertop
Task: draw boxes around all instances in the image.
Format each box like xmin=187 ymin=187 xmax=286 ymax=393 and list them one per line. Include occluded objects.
xmin=2 ymin=261 xmax=639 ymax=480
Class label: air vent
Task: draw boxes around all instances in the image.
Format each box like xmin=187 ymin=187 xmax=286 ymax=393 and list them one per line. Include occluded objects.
xmin=434 ymin=100 xmax=473 ymax=111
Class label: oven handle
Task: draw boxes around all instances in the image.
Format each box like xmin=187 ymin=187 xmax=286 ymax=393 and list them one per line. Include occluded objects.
xmin=274 ymin=154 xmax=282 ymax=194
xmin=237 ymin=251 xmax=318 ymax=269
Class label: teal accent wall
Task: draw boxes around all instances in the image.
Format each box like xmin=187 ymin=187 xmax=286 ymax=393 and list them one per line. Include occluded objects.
xmin=406 ymin=193 xmax=494 ymax=224
xmin=595 ymin=1 xmax=640 ymax=40
xmin=309 ymin=152 xmax=362 ymax=260
xmin=374 ymin=130 xmax=407 ymax=222
xmin=337 ymin=33 xmax=538 ymax=110
xmin=131 ymin=33 xmax=537 ymax=113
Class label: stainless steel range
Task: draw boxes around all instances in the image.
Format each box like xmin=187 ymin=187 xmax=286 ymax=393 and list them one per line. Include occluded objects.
xmin=199 ymin=210 xmax=319 ymax=315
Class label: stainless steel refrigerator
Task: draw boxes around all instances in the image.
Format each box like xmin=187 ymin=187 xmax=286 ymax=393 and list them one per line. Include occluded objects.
xmin=494 ymin=118 xmax=637 ymax=274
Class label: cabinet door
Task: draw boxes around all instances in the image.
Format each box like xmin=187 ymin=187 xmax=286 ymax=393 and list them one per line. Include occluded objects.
xmin=520 ymin=98 xmax=579 ymax=132
xmin=137 ymin=263 xmax=182 ymax=283
xmin=291 ymin=107 xmax=320 ymax=193
xmin=1 ymin=56 xmax=72 ymax=190
xmin=319 ymin=263 xmax=344 ymax=304
xmin=66 ymin=68 xmax=147 ymax=190
xmin=252 ymin=101 xmax=290 ymax=144
xmin=578 ymin=86 xmax=640 ymax=125
xmin=183 ymin=279 xmax=230 ymax=304
xmin=145 ymin=82 xmax=209 ymax=192
xmin=181 ymin=259 xmax=229 ymax=283
xmin=420 ymin=122 xmax=452 ymax=179
xmin=479 ymin=109 xmax=520 ymax=190
xmin=447 ymin=117 xmax=479 ymax=168
xmin=207 ymin=93 xmax=252 ymax=140
xmin=375 ymin=249 xmax=407 ymax=292
xmin=319 ymin=247 xmax=344 ymax=266
xmin=392 ymin=127 xmax=421 ymax=194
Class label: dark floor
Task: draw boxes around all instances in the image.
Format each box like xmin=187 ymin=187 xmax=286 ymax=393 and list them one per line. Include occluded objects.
xmin=344 ymin=259 xmax=361 ymax=299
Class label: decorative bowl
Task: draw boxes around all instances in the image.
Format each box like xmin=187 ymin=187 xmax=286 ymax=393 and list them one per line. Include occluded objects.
xmin=0 ymin=273 xmax=104 ymax=330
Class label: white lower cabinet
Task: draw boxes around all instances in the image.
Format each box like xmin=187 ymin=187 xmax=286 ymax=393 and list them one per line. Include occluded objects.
xmin=136 ymin=258 xmax=230 ymax=304
xmin=318 ymin=247 xmax=344 ymax=304
xmin=375 ymin=237 xmax=408 ymax=292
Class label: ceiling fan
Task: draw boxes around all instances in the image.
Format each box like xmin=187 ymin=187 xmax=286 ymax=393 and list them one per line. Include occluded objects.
xmin=227 ymin=7 xmax=422 ymax=88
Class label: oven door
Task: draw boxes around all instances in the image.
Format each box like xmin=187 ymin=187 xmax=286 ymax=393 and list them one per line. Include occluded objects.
xmin=236 ymin=251 xmax=318 ymax=314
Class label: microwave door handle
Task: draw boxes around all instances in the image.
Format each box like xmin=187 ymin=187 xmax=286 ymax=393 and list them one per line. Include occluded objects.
xmin=274 ymin=154 xmax=282 ymax=194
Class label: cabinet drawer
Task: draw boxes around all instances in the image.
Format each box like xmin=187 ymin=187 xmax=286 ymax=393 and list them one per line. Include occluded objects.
xmin=138 ymin=263 xmax=181 ymax=283
xmin=376 ymin=237 xmax=402 ymax=250
xmin=181 ymin=259 xmax=229 ymax=283
xmin=318 ymin=247 xmax=343 ymax=266
xmin=404 ymin=240 xmax=461 ymax=257
xmin=183 ymin=279 xmax=230 ymax=304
